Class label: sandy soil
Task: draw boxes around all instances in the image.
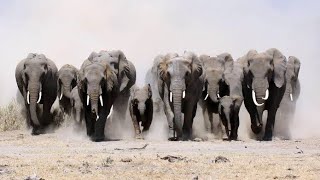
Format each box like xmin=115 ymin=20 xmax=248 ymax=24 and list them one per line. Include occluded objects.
xmin=0 ymin=129 xmax=319 ymax=180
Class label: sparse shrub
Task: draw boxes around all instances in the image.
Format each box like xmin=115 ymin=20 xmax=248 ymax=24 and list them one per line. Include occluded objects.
xmin=0 ymin=99 xmax=26 ymax=131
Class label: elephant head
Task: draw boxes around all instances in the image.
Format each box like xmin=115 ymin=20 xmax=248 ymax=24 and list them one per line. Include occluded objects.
xmin=158 ymin=52 xmax=202 ymax=137
xmin=285 ymin=56 xmax=300 ymax=101
xmin=78 ymin=61 xmax=117 ymax=119
xmin=244 ymin=48 xmax=286 ymax=105
xmin=200 ymin=55 xmax=230 ymax=103
xmin=58 ymin=64 xmax=78 ymax=100
xmin=20 ymin=53 xmax=54 ymax=126
xmin=130 ymin=84 xmax=152 ymax=116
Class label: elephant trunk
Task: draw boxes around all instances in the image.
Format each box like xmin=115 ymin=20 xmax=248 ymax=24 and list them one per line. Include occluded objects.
xmin=62 ymin=85 xmax=72 ymax=99
xmin=75 ymin=108 xmax=82 ymax=123
xmin=28 ymin=82 xmax=41 ymax=126
xmin=172 ymin=89 xmax=183 ymax=137
xmin=138 ymin=103 xmax=146 ymax=116
xmin=89 ymin=93 xmax=99 ymax=120
xmin=208 ymin=88 xmax=219 ymax=103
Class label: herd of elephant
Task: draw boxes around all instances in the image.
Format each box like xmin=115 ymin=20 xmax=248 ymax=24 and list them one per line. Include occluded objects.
xmin=15 ymin=48 xmax=301 ymax=142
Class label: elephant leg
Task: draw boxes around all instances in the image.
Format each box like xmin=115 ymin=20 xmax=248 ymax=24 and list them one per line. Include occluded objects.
xmin=208 ymin=113 xmax=214 ymax=134
xmin=263 ymin=109 xmax=277 ymax=141
xmin=112 ymin=92 xmax=130 ymax=131
xmin=182 ymin=105 xmax=196 ymax=140
xmin=85 ymin=110 xmax=94 ymax=137
xmin=92 ymin=113 xmax=107 ymax=142
xmin=131 ymin=114 xmax=142 ymax=139
xmin=230 ymin=114 xmax=239 ymax=140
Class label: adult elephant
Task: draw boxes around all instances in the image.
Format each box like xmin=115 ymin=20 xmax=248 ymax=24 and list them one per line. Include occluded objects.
xmin=156 ymin=52 xmax=203 ymax=140
xmin=51 ymin=64 xmax=79 ymax=116
xmin=218 ymin=60 xmax=244 ymax=140
xmin=275 ymin=56 xmax=301 ymax=139
xmin=242 ymin=48 xmax=287 ymax=141
xmin=78 ymin=56 xmax=118 ymax=142
xmin=198 ymin=53 xmax=233 ymax=137
xmin=15 ymin=53 xmax=58 ymax=135
xmin=87 ymin=50 xmax=136 ymax=131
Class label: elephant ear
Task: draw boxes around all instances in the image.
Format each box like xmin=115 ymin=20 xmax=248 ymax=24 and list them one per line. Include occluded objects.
xmin=185 ymin=52 xmax=203 ymax=79
xmin=88 ymin=51 xmax=99 ymax=61
xmin=266 ymin=48 xmax=287 ymax=88
xmin=243 ymin=49 xmax=258 ymax=75
xmin=105 ymin=64 xmax=118 ymax=92
xmin=288 ymin=56 xmax=301 ymax=79
xmin=111 ymin=50 xmax=130 ymax=92
xmin=158 ymin=55 xmax=169 ymax=81
xmin=218 ymin=53 xmax=234 ymax=72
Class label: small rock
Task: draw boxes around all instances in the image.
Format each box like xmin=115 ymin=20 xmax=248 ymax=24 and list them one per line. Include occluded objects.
xmin=121 ymin=158 xmax=132 ymax=163
xmin=287 ymin=168 xmax=293 ymax=171
xmin=285 ymin=174 xmax=298 ymax=179
xmin=25 ymin=174 xmax=45 ymax=180
xmin=214 ymin=156 xmax=230 ymax=163
xmin=245 ymin=146 xmax=247 ymax=148
xmin=160 ymin=155 xmax=187 ymax=163
xmin=192 ymin=175 xmax=199 ymax=180
xmin=193 ymin=138 xmax=203 ymax=142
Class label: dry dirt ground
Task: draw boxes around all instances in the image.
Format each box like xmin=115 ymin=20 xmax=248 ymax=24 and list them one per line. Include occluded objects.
xmin=0 ymin=129 xmax=319 ymax=180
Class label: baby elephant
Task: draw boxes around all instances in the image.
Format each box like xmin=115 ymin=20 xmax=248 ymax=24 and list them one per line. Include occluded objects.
xmin=129 ymin=84 xmax=153 ymax=139
xmin=218 ymin=95 xmax=243 ymax=140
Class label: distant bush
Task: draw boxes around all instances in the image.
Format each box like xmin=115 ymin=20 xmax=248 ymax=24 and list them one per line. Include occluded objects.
xmin=0 ymin=100 xmax=25 ymax=132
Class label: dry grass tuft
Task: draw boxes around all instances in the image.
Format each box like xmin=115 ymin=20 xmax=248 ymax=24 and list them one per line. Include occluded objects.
xmin=0 ymin=99 xmax=25 ymax=132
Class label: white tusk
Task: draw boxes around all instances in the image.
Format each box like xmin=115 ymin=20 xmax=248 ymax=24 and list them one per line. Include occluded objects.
xmin=169 ymin=92 xmax=173 ymax=102
xmin=27 ymin=91 xmax=30 ymax=104
xmin=217 ymin=92 xmax=221 ymax=99
xmin=37 ymin=91 xmax=42 ymax=103
xmin=107 ymin=105 xmax=113 ymax=119
xmin=182 ymin=91 xmax=186 ymax=98
xmin=87 ymin=95 xmax=90 ymax=106
xmin=252 ymin=90 xmax=264 ymax=106
xmin=262 ymin=89 xmax=269 ymax=100
xmin=204 ymin=94 xmax=209 ymax=100
xmin=59 ymin=93 xmax=63 ymax=100
xmin=99 ymin=95 xmax=103 ymax=106
xmin=290 ymin=93 xmax=293 ymax=101
xmin=96 ymin=115 xmax=99 ymax=121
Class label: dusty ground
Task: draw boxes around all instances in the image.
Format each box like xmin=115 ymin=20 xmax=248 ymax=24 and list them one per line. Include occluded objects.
xmin=0 ymin=129 xmax=319 ymax=180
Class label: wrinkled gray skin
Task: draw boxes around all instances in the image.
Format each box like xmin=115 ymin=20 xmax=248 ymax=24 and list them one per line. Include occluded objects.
xmin=156 ymin=52 xmax=203 ymax=140
xmin=129 ymin=84 xmax=153 ymax=139
xmin=51 ymin=64 xmax=79 ymax=116
xmin=15 ymin=53 xmax=58 ymax=135
xmin=198 ymin=53 xmax=233 ymax=137
xmin=275 ymin=56 xmax=301 ymax=139
xmin=218 ymin=61 xmax=244 ymax=140
xmin=87 ymin=50 xmax=136 ymax=132
xmin=78 ymin=56 xmax=118 ymax=142
xmin=242 ymin=48 xmax=287 ymax=141
xmin=70 ymin=87 xmax=84 ymax=126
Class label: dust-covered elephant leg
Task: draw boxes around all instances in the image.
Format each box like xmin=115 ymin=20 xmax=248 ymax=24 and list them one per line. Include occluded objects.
xmin=92 ymin=111 xmax=107 ymax=142
xmin=112 ymin=92 xmax=130 ymax=130
xmin=85 ymin=110 xmax=94 ymax=137
xmin=182 ymin=105 xmax=197 ymax=140
xmin=263 ymin=108 xmax=277 ymax=141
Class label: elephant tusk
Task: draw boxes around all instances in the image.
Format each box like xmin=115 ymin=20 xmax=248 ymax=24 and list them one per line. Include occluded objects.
xmin=27 ymin=91 xmax=30 ymax=104
xmin=169 ymin=92 xmax=173 ymax=102
xmin=252 ymin=90 xmax=264 ymax=106
xmin=99 ymin=95 xmax=103 ymax=106
xmin=107 ymin=105 xmax=113 ymax=119
xmin=262 ymin=89 xmax=269 ymax=100
xmin=87 ymin=95 xmax=90 ymax=106
xmin=37 ymin=91 xmax=42 ymax=104
xmin=204 ymin=94 xmax=209 ymax=100
xmin=182 ymin=91 xmax=185 ymax=99
xmin=290 ymin=93 xmax=293 ymax=101
xmin=60 ymin=93 xmax=63 ymax=100
xmin=217 ymin=92 xmax=221 ymax=99
xmin=96 ymin=115 xmax=99 ymax=121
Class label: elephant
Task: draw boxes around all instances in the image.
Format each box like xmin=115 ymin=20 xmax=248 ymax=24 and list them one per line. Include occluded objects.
xmin=218 ymin=61 xmax=244 ymax=140
xmin=15 ymin=53 xmax=58 ymax=135
xmin=70 ymin=87 xmax=84 ymax=126
xmin=86 ymin=50 xmax=136 ymax=132
xmin=198 ymin=53 xmax=233 ymax=137
xmin=156 ymin=52 xmax=203 ymax=140
xmin=275 ymin=56 xmax=301 ymax=139
xmin=129 ymin=84 xmax=153 ymax=139
xmin=51 ymin=64 xmax=79 ymax=116
xmin=242 ymin=48 xmax=287 ymax=141
xmin=78 ymin=55 xmax=118 ymax=142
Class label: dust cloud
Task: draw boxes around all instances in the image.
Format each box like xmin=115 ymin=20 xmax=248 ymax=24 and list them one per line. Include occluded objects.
xmin=1 ymin=1 xmax=319 ymax=139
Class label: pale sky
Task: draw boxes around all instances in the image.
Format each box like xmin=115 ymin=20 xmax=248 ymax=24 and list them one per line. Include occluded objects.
xmin=1 ymin=1 xmax=319 ymax=135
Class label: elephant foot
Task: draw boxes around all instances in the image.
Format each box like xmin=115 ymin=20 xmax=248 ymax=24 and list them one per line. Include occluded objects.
xmin=31 ymin=126 xmax=44 ymax=136
xmin=91 ymin=136 xmax=105 ymax=142
xmin=135 ymin=134 xmax=144 ymax=140
xmin=263 ymin=131 xmax=273 ymax=141
xmin=168 ymin=137 xmax=180 ymax=141
xmin=251 ymin=124 xmax=262 ymax=134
